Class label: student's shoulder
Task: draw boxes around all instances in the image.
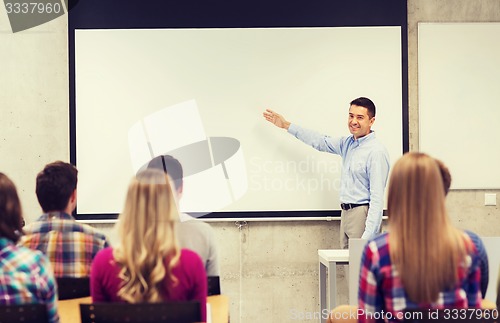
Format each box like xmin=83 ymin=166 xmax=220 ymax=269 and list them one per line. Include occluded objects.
xmin=369 ymin=231 xmax=388 ymax=244
xmin=8 ymin=242 xmax=41 ymax=257
xmin=365 ymin=232 xmax=390 ymax=254
xmin=22 ymin=217 xmax=49 ymax=233
xmin=464 ymin=230 xmax=481 ymax=241
xmin=70 ymin=221 xmax=109 ymax=239
xmin=4 ymin=243 xmax=50 ymax=272
xmin=178 ymin=218 xmax=214 ymax=233
xmin=180 ymin=248 xmax=202 ymax=259
xmin=93 ymin=247 xmax=115 ymax=263
xmin=464 ymin=230 xmax=486 ymax=253
xmin=179 ymin=248 xmax=205 ymax=268
xmin=362 ymin=233 xmax=391 ymax=267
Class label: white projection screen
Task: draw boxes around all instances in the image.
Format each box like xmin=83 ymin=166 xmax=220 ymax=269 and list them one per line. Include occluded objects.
xmin=419 ymin=23 xmax=500 ymax=189
xmin=69 ymin=1 xmax=408 ymax=220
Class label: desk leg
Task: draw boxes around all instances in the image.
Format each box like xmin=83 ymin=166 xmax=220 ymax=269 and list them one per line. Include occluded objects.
xmin=319 ymin=262 xmax=327 ymax=323
xmin=328 ymin=261 xmax=337 ymax=316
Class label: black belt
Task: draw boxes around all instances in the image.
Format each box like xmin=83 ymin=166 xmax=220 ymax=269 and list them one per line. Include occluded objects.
xmin=340 ymin=203 xmax=369 ymax=211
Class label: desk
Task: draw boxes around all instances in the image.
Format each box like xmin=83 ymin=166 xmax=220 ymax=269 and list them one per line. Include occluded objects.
xmin=318 ymin=249 xmax=349 ymax=323
xmin=58 ymin=296 xmax=91 ymax=323
xmin=318 ymin=239 xmax=367 ymax=323
xmin=207 ymin=295 xmax=229 ymax=323
xmin=58 ymin=295 xmax=229 ymax=323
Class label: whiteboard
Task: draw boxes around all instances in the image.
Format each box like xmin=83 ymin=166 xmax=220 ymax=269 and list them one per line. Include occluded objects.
xmin=418 ymin=23 xmax=500 ymax=189
xmin=74 ymin=27 xmax=403 ymax=215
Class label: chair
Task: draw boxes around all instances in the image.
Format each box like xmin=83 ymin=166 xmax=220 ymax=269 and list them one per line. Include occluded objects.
xmin=207 ymin=276 xmax=221 ymax=296
xmin=80 ymin=301 xmax=201 ymax=323
xmin=56 ymin=277 xmax=91 ymax=300
xmin=0 ymin=303 xmax=49 ymax=323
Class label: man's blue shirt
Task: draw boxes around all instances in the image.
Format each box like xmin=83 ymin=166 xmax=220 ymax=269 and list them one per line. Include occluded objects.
xmin=288 ymin=124 xmax=390 ymax=239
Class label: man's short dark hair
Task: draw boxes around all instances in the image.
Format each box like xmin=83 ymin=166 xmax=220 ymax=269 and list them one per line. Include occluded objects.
xmin=350 ymin=97 xmax=376 ymax=119
xmin=146 ymin=155 xmax=183 ymax=191
xmin=36 ymin=161 xmax=78 ymax=212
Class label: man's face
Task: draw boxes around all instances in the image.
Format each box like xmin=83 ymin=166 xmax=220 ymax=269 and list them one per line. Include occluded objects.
xmin=347 ymin=104 xmax=375 ymax=139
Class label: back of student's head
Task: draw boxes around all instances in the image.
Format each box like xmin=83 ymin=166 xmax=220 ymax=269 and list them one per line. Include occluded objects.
xmin=146 ymin=155 xmax=183 ymax=192
xmin=36 ymin=161 xmax=78 ymax=212
xmin=387 ymin=152 xmax=468 ymax=304
xmin=0 ymin=173 xmax=23 ymax=242
xmin=114 ymin=168 xmax=180 ymax=303
xmin=435 ymin=158 xmax=452 ymax=195
xmin=388 ymin=152 xmax=447 ymax=226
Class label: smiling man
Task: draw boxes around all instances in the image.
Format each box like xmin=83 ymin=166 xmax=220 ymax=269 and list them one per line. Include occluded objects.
xmin=263 ymin=97 xmax=390 ymax=249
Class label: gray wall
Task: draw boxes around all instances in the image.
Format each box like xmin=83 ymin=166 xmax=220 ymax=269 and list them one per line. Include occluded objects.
xmin=1 ymin=1 xmax=500 ymax=322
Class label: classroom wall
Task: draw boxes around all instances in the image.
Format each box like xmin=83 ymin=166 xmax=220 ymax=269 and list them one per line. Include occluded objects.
xmin=0 ymin=12 xmax=68 ymax=219
xmin=1 ymin=1 xmax=500 ymax=322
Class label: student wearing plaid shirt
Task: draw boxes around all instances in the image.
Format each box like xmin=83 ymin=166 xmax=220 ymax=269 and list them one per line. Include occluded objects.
xmin=358 ymin=153 xmax=483 ymax=323
xmin=19 ymin=161 xmax=109 ymax=277
xmin=436 ymin=158 xmax=489 ymax=298
xmin=0 ymin=173 xmax=59 ymax=323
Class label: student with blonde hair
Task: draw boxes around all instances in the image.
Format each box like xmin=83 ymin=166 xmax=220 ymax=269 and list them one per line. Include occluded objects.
xmin=358 ymin=152 xmax=484 ymax=322
xmin=90 ymin=169 xmax=207 ymax=321
xmin=147 ymin=155 xmax=220 ymax=276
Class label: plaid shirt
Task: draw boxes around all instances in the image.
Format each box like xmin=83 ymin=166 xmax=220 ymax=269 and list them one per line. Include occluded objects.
xmin=19 ymin=212 xmax=109 ymax=277
xmin=358 ymin=232 xmax=482 ymax=323
xmin=466 ymin=230 xmax=489 ymax=298
xmin=0 ymin=238 xmax=59 ymax=323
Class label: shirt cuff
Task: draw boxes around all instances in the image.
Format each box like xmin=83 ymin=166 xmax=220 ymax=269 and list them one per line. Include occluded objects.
xmin=287 ymin=123 xmax=299 ymax=135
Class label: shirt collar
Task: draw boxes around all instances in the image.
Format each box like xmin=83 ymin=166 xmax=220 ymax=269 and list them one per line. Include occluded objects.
xmin=349 ymin=130 xmax=375 ymax=145
xmin=39 ymin=211 xmax=75 ymax=221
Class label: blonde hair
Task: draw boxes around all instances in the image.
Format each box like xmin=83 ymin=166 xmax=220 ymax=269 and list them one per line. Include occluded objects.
xmin=387 ymin=152 xmax=470 ymax=303
xmin=114 ymin=169 xmax=181 ymax=303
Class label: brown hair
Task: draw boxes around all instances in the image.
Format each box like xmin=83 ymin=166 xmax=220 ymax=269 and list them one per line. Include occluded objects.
xmin=435 ymin=158 xmax=452 ymax=195
xmin=350 ymin=97 xmax=376 ymax=119
xmin=0 ymin=173 xmax=24 ymax=242
xmin=36 ymin=161 xmax=78 ymax=212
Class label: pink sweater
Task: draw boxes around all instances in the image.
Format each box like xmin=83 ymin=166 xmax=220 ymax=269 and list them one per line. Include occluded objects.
xmin=90 ymin=248 xmax=207 ymax=321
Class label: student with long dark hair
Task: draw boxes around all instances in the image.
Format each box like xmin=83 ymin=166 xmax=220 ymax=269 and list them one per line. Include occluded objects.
xmin=0 ymin=173 xmax=59 ymax=323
